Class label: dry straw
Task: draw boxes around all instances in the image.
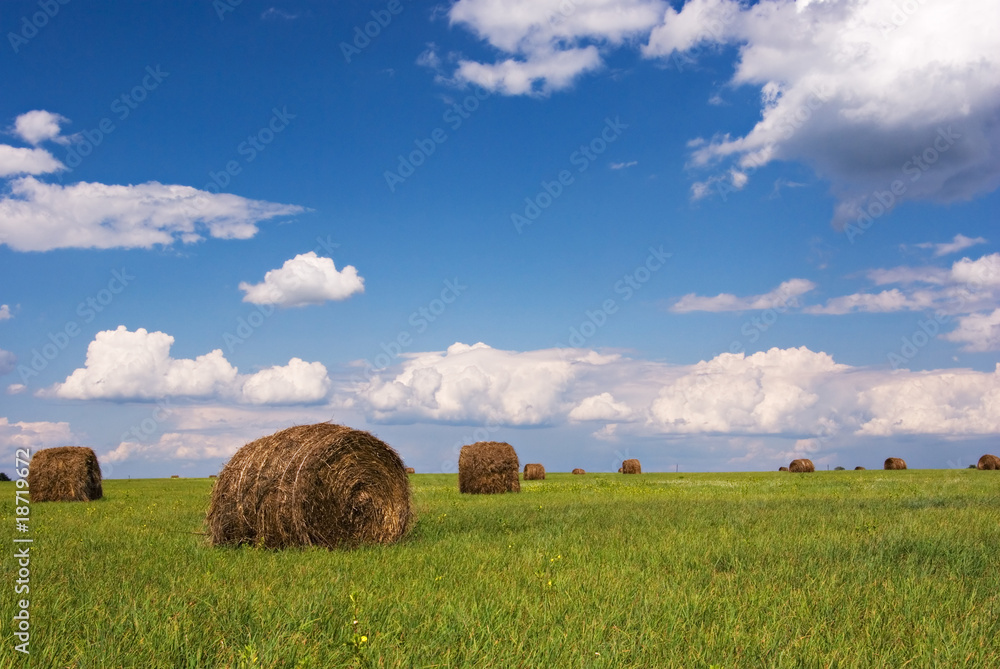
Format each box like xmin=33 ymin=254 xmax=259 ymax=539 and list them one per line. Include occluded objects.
xmin=778 ymin=466 xmax=789 ymax=472
xmin=884 ymin=457 xmax=907 ymax=470
xmin=170 ymin=475 xmax=180 ymax=478
xmin=523 ymin=463 xmax=546 ymax=480
xmin=28 ymin=446 xmax=103 ymax=502
xmin=572 ymin=468 xmax=585 ymax=475
xmin=621 ymin=459 xmax=641 ymax=474
xmin=854 ymin=466 xmax=866 ymax=470
xmin=458 ymin=441 xmax=520 ymax=494
xmin=977 ymin=454 xmax=1000 ymax=470
xmin=206 ymin=423 xmax=413 ymax=549
xmin=405 ymin=467 xmax=415 ymax=474
xmin=789 ymin=459 xmax=815 ymax=473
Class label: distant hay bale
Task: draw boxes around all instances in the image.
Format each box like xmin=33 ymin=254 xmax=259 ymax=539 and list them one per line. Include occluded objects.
xmin=778 ymin=466 xmax=789 ymax=472
xmin=977 ymin=454 xmax=1000 ymax=470
xmin=206 ymin=423 xmax=413 ymax=549
xmin=884 ymin=457 xmax=907 ymax=470
xmin=621 ymin=459 xmax=641 ymax=474
xmin=209 ymin=474 xmax=217 ymax=478
xmin=170 ymin=475 xmax=180 ymax=478
xmin=523 ymin=463 xmax=546 ymax=480
xmin=855 ymin=466 xmax=866 ymax=470
xmin=789 ymin=459 xmax=815 ymax=473
xmin=458 ymin=441 xmax=520 ymax=494
xmin=405 ymin=467 xmax=415 ymax=474
xmin=572 ymin=468 xmax=585 ymax=475
xmin=28 ymin=447 xmax=103 ymax=502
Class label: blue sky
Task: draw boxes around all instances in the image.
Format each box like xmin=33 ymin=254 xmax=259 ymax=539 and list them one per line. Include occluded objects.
xmin=2 ymin=0 xmax=999 ymax=478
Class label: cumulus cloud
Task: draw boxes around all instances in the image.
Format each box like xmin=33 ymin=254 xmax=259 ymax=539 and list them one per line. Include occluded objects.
xmin=350 ymin=342 xmax=1000 ymax=437
xmin=12 ymin=110 xmax=70 ymax=145
xmin=0 ymin=145 xmax=64 ymax=177
xmin=951 ymin=253 xmax=1000 ymax=287
xmin=941 ymin=308 xmax=1000 ymax=352
xmin=645 ymin=0 xmax=1000 ymax=224
xmin=0 ymin=177 xmax=304 ymax=251
xmin=239 ymin=252 xmax=364 ymax=306
xmin=916 ymin=234 xmax=988 ymax=257
xmin=568 ymin=392 xmax=634 ymax=421
xmin=0 ymin=416 xmax=77 ymax=456
xmin=447 ymin=0 xmax=665 ymax=94
xmin=48 ymin=326 xmax=330 ymax=404
xmin=0 ymin=304 xmax=11 ymax=320
xmin=6 ymin=384 xmax=26 ymax=395
xmin=672 ymin=278 xmax=815 ymax=312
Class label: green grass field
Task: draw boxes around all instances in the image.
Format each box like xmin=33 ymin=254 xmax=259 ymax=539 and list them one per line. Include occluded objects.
xmin=3 ymin=470 xmax=999 ymax=668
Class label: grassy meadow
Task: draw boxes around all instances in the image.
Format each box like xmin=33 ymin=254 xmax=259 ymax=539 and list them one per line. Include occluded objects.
xmin=2 ymin=469 xmax=999 ymax=668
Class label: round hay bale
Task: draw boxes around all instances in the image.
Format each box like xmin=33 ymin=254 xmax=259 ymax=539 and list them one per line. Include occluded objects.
xmin=206 ymin=423 xmax=413 ymax=549
xmin=884 ymin=457 xmax=907 ymax=470
xmin=778 ymin=466 xmax=789 ymax=472
xmin=405 ymin=467 xmax=415 ymax=474
xmin=621 ymin=459 xmax=641 ymax=474
xmin=977 ymin=454 xmax=1000 ymax=470
xmin=523 ymin=463 xmax=546 ymax=480
xmin=208 ymin=474 xmax=217 ymax=478
xmin=28 ymin=446 xmax=103 ymax=502
xmin=572 ymin=468 xmax=585 ymax=475
xmin=170 ymin=475 xmax=180 ymax=478
xmin=618 ymin=467 xmax=623 ymax=473
xmin=458 ymin=441 xmax=520 ymax=494
xmin=854 ymin=466 xmax=866 ymax=470
xmin=789 ymin=458 xmax=815 ymax=473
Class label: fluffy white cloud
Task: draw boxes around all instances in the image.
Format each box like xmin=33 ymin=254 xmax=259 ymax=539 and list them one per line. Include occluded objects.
xmin=448 ymin=0 xmax=665 ymax=94
xmin=568 ymin=392 xmax=634 ymax=421
xmin=6 ymin=384 xmax=26 ymax=395
xmin=916 ymin=234 xmax=987 ymax=257
xmin=12 ymin=110 xmax=69 ymax=145
xmin=355 ymin=341 xmax=620 ymax=425
xmin=942 ymin=308 xmax=1000 ymax=352
xmin=0 ymin=417 xmax=77 ymax=456
xmin=646 ymin=0 xmax=1000 ymax=223
xmin=0 ymin=177 xmax=304 ymax=251
xmin=0 ymin=145 xmax=64 ymax=177
xmin=48 ymin=326 xmax=330 ymax=404
xmin=352 ymin=342 xmax=1000 ymax=436
xmin=0 ymin=304 xmax=11 ymax=320
xmin=951 ymin=253 xmax=1000 ymax=287
xmin=0 ymin=348 xmax=16 ymax=376
xmin=672 ymin=278 xmax=815 ymax=312
xmin=239 ymin=252 xmax=364 ymax=306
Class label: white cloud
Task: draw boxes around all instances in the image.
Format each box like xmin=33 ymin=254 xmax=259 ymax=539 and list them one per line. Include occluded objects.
xmin=354 ymin=341 xmax=620 ymax=425
xmin=351 ymin=342 xmax=1000 ymax=437
xmin=916 ymin=234 xmax=987 ymax=257
xmin=803 ymin=289 xmax=934 ymax=315
xmin=645 ymin=0 xmax=1000 ymax=224
xmin=0 ymin=145 xmax=64 ymax=177
xmin=12 ymin=110 xmax=69 ymax=145
xmin=239 ymin=252 xmax=364 ymax=306
xmin=672 ymin=278 xmax=815 ymax=312
xmin=0 ymin=348 xmax=16 ymax=376
xmin=610 ymin=161 xmax=638 ymax=170
xmin=0 ymin=304 xmax=11 ymax=320
xmin=0 ymin=177 xmax=304 ymax=252
xmin=568 ymin=392 xmax=634 ymax=421
xmin=951 ymin=253 xmax=1000 ymax=287
xmin=0 ymin=417 xmax=77 ymax=457
xmin=48 ymin=326 xmax=330 ymax=404
xmin=942 ymin=308 xmax=1000 ymax=352
xmin=6 ymin=384 xmax=26 ymax=395
xmin=448 ymin=0 xmax=665 ymax=94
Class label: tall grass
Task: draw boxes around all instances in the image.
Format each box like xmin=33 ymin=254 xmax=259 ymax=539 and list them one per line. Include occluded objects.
xmin=2 ymin=470 xmax=998 ymax=667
